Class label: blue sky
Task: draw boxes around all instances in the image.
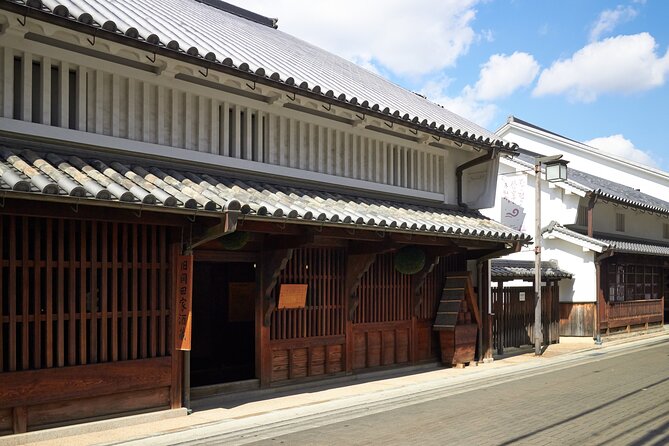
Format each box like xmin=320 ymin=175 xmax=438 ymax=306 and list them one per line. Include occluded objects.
xmin=242 ymin=0 xmax=669 ymax=171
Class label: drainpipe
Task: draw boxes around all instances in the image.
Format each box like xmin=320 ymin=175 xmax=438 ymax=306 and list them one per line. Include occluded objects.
xmin=587 ymin=192 xmax=598 ymax=238
xmin=456 ymin=149 xmax=498 ymax=207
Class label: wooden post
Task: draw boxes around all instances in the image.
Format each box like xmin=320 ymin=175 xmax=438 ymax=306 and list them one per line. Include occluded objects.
xmin=12 ymin=406 xmax=27 ymax=434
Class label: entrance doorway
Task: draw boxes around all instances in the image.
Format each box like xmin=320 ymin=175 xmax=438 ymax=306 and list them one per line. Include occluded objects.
xmin=191 ymin=261 xmax=256 ymax=386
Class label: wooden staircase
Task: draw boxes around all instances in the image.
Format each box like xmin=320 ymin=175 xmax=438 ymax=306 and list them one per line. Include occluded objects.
xmin=433 ymin=272 xmax=481 ymax=367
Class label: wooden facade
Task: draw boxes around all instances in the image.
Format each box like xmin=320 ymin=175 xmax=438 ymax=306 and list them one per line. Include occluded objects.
xmin=264 ymin=249 xmax=465 ymax=383
xmin=0 ymin=211 xmax=182 ymax=435
xmin=0 ymin=2 xmax=528 ymax=436
xmin=598 ymin=254 xmax=667 ymax=334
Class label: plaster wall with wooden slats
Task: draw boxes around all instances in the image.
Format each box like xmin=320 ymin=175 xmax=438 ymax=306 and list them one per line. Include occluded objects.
xmin=0 ymin=21 xmax=505 ymax=206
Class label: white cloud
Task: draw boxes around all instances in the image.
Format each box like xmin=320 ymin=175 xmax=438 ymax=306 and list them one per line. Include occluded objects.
xmin=533 ymin=33 xmax=669 ymax=102
xmin=584 ymin=134 xmax=658 ymax=167
xmin=589 ymin=5 xmax=638 ymax=42
xmin=466 ymin=52 xmax=539 ymax=101
xmin=420 ymin=76 xmax=497 ymax=127
xmin=241 ymin=0 xmax=480 ymax=77
xmin=418 ymin=52 xmax=539 ymax=127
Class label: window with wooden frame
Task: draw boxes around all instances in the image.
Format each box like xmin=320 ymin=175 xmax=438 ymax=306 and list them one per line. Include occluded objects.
xmin=663 ymin=222 xmax=669 ymax=239
xmin=606 ymin=262 xmax=661 ymax=301
xmin=615 ymin=213 xmax=625 ymax=232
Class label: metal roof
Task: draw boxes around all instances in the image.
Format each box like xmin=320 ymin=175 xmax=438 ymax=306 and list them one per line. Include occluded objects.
xmin=543 ymin=221 xmax=609 ymax=253
xmin=0 ymin=147 xmax=531 ymax=244
xmin=512 ymin=151 xmax=669 ymax=215
xmin=597 ymin=238 xmax=669 ymax=257
xmin=4 ymin=0 xmax=511 ymax=148
xmin=491 ymin=260 xmax=573 ymax=280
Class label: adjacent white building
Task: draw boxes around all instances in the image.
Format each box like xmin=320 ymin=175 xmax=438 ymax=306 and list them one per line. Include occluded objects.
xmin=484 ymin=117 xmax=669 ymax=337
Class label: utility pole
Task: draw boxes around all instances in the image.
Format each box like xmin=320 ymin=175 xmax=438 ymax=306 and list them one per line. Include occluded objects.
xmin=534 ymin=155 xmax=569 ymax=356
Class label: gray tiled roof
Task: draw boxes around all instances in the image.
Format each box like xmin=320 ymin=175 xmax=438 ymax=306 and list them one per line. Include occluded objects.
xmin=597 ymin=238 xmax=669 ymax=257
xmin=491 ymin=260 xmax=572 ymax=280
xmin=0 ymin=147 xmax=531 ymax=243
xmin=543 ymin=221 xmax=609 ymax=251
xmin=513 ymin=152 xmax=669 ymax=215
xmin=5 ymin=0 xmax=509 ymax=148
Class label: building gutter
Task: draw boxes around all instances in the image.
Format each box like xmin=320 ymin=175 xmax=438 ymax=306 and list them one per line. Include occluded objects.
xmin=456 ymin=148 xmax=499 ymax=207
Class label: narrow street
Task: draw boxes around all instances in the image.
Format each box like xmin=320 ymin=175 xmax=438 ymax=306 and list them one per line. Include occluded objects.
xmin=236 ymin=340 xmax=669 ymax=446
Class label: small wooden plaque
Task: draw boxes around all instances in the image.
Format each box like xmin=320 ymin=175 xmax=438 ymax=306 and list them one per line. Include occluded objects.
xmin=278 ymin=284 xmax=308 ymax=309
xmin=174 ymin=254 xmax=193 ymax=351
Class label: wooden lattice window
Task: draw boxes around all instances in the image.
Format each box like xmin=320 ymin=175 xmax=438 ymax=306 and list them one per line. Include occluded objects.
xmin=270 ymin=247 xmax=345 ymax=340
xmin=663 ymin=223 xmax=669 ymax=239
xmin=0 ymin=215 xmax=172 ymax=373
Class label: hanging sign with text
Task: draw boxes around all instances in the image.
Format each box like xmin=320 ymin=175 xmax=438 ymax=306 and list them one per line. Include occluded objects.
xmin=175 ymin=254 xmax=193 ymax=351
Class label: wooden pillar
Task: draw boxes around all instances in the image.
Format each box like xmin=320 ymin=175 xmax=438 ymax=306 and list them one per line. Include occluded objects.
xmin=257 ymin=271 xmax=271 ymax=386
xmin=12 ymin=406 xmax=27 ymax=434
xmin=170 ymin=241 xmax=183 ymax=409
xmin=480 ymin=261 xmax=494 ymax=361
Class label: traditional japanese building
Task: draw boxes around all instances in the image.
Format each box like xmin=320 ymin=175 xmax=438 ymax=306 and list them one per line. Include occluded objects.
xmin=485 ymin=117 xmax=668 ymax=341
xmin=0 ymin=0 xmax=529 ymax=435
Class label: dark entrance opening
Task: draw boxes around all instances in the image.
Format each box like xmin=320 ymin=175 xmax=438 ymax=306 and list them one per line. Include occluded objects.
xmin=191 ymin=261 xmax=256 ymax=386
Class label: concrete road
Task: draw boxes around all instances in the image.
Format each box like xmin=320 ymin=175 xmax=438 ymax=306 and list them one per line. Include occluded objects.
xmin=240 ymin=340 xmax=669 ymax=446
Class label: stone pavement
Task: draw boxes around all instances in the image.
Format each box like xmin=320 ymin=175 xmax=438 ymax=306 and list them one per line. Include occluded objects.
xmin=246 ymin=335 xmax=669 ymax=446
xmin=3 ymin=328 xmax=667 ymax=446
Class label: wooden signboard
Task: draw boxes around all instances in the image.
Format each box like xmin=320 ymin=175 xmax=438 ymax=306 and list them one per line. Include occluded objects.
xmin=174 ymin=254 xmax=193 ymax=351
xmin=278 ymin=284 xmax=308 ymax=309
xmin=228 ymin=282 xmax=256 ymax=321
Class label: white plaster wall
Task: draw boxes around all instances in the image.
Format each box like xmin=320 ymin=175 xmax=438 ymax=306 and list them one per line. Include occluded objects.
xmin=481 ymin=160 xmax=581 ymax=235
xmin=498 ymin=126 xmax=669 ymax=201
xmin=543 ymin=239 xmax=596 ymax=303
xmin=593 ymin=201 xmax=669 ymax=241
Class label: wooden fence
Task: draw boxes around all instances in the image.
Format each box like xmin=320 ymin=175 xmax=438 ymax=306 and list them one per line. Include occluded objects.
xmin=492 ymin=283 xmax=560 ymax=354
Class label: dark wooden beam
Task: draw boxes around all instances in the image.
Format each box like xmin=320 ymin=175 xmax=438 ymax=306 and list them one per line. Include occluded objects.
xmin=263 ymin=233 xmax=314 ymax=251
xmin=411 ymin=254 xmax=440 ymax=315
xmin=0 ymin=197 xmax=188 ymax=226
xmin=193 ymin=250 xmax=259 ymax=263
xmin=262 ymin=249 xmax=294 ymax=326
xmin=186 ymin=211 xmax=239 ymax=252
xmin=346 ymin=253 xmax=377 ymax=320
xmin=347 ymin=240 xmax=399 ymax=255
xmin=389 ymin=232 xmax=457 ymax=246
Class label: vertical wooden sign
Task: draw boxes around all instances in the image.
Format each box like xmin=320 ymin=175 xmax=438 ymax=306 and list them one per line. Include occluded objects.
xmin=175 ymin=254 xmax=193 ymax=351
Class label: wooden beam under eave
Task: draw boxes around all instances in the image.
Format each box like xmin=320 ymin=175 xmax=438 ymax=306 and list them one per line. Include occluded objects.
xmin=262 ymin=248 xmax=294 ymax=326
xmin=262 ymin=232 xmax=314 ymax=251
xmin=347 ymin=239 xmax=399 ymax=255
xmin=346 ymin=253 xmax=377 ymax=320
xmin=187 ymin=211 xmax=239 ymax=252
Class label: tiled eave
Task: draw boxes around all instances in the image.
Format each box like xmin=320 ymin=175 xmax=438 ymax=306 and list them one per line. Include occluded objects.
xmin=0 ymin=147 xmax=532 ymax=245
xmin=1 ymin=0 xmax=518 ymax=153
xmin=491 ymin=260 xmax=572 ymax=280
xmin=598 ymin=238 xmax=669 ymax=257
xmin=503 ymin=156 xmax=669 ymax=216
xmin=543 ymin=221 xmax=609 ymax=253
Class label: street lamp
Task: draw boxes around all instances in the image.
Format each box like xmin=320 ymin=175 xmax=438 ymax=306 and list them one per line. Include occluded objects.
xmin=534 ymin=155 xmax=569 ymax=356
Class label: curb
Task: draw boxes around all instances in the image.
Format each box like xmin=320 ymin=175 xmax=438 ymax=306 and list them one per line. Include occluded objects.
xmin=0 ymin=409 xmax=187 ymax=446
